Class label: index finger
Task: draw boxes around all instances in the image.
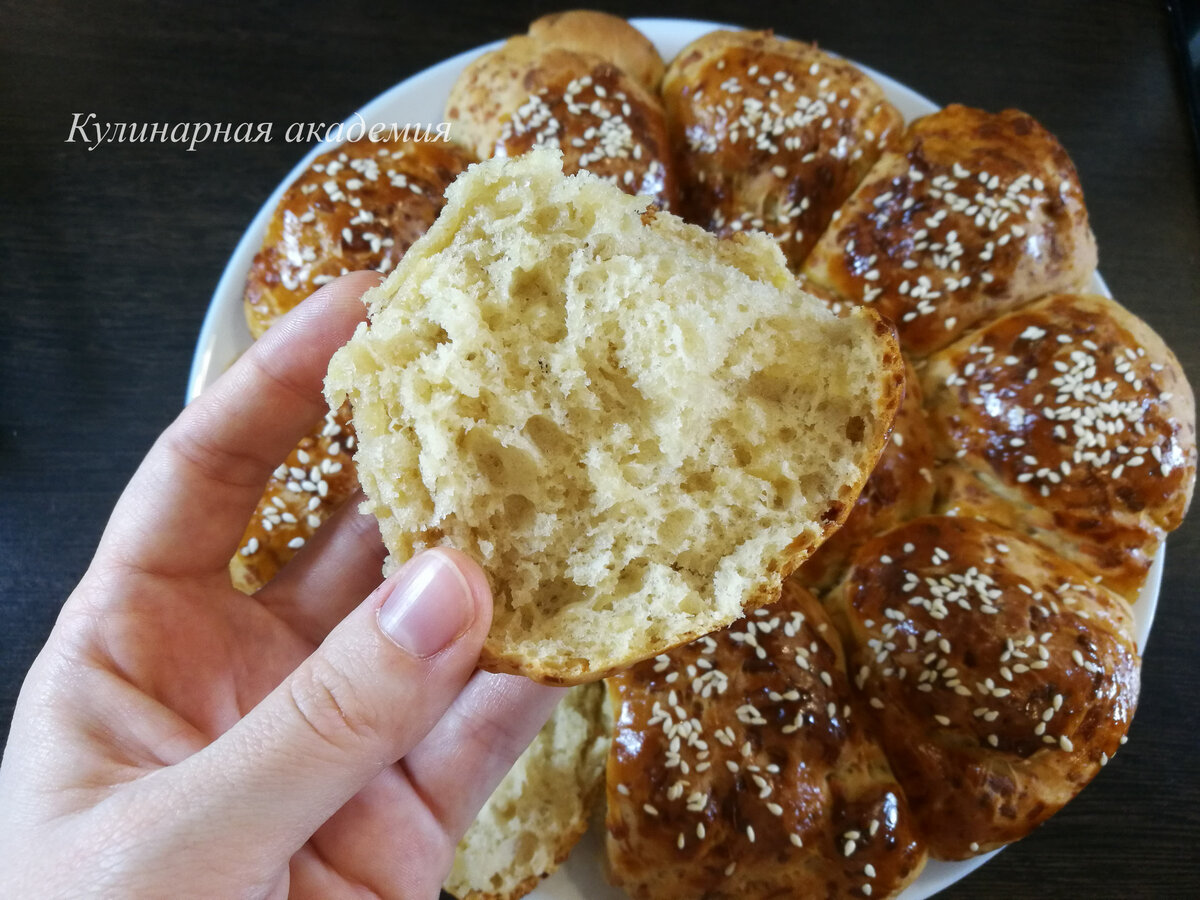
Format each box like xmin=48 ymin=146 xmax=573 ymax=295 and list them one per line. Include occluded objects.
xmin=97 ymin=271 xmax=380 ymax=579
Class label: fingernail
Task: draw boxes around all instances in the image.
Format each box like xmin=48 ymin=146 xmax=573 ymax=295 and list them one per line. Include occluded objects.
xmin=377 ymin=550 xmax=475 ymax=657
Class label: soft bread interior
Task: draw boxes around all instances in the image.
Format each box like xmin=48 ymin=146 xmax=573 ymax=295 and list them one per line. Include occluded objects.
xmin=326 ymin=150 xmax=901 ymax=682
xmin=445 ymin=683 xmax=610 ymax=900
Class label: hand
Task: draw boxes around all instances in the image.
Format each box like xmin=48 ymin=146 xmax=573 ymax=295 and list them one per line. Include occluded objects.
xmin=0 ymin=273 xmax=564 ymax=899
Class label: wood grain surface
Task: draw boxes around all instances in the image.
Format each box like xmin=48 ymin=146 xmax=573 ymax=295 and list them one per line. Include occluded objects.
xmin=1 ymin=1 xmax=1197 ymax=897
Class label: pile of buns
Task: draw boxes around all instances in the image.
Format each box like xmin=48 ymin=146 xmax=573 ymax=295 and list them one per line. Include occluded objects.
xmin=227 ymin=11 xmax=1196 ymax=900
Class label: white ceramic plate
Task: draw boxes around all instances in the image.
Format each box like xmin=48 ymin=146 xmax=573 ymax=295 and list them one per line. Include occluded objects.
xmin=188 ymin=17 xmax=1161 ymax=899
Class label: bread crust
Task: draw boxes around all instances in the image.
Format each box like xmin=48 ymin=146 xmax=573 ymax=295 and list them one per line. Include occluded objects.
xmin=527 ymin=10 xmax=665 ymax=92
xmin=605 ymin=580 xmax=927 ymax=899
xmin=921 ymin=292 xmax=1197 ymax=599
xmin=228 ymin=404 xmax=358 ymax=593
xmin=797 ymin=359 xmax=936 ymax=591
xmin=828 ymin=515 xmax=1141 ymax=859
xmin=445 ymin=26 xmax=677 ymax=208
xmin=242 ymin=137 xmax=472 ymax=338
xmin=662 ymin=29 xmax=904 ymax=270
xmin=803 ymin=105 xmax=1097 ymax=356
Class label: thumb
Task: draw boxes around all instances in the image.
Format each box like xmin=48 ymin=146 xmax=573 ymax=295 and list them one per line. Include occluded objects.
xmin=169 ymin=547 xmax=492 ymax=862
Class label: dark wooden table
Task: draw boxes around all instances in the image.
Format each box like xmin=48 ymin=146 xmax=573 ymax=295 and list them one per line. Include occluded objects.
xmin=2 ymin=1 xmax=1197 ymax=896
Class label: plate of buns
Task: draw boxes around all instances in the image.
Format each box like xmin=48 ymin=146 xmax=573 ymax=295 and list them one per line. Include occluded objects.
xmin=190 ymin=13 xmax=1196 ymax=900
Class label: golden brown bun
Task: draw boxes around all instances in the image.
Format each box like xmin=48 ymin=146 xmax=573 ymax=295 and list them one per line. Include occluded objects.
xmin=797 ymin=359 xmax=936 ymax=591
xmin=921 ymin=292 xmax=1197 ymax=599
xmin=243 ymin=137 xmax=473 ymax=338
xmin=527 ymin=10 xmax=664 ymax=92
xmin=229 ymin=404 xmax=358 ymax=593
xmin=803 ymin=105 xmax=1097 ymax=356
xmin=829 ymin=515 xmax=1140 ymax=859
xmin=662 ymin=29 xmax=904 ymax=270
xmin=605 ymin=580 xmax=927 ymax=899
xmin=444 ymin=22 xmax=677 ymax=209
xmin=325 ymin=151 xmax=903 ymax=685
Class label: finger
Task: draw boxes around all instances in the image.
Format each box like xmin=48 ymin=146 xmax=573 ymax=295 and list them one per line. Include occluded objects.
xmin=295 ymin=768 xmax=451 ymax=899
xmin=98 ymin=271 xmax=381 ymax=579
xmin=401 ymin=670 xmax=566 ymax=839
xmin=294 ymin=675 xmax=563 ymax=897
xmin=256 ymin=490 xmax=388 ymax=645
xmin=156 ymin=548 xmax=492 ymax=869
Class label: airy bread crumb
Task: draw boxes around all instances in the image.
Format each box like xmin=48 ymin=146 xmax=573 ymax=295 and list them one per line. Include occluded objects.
xmin=445 ymin=683 xmax=610 ymax=900
xmin=326 ymin=150 xmax=902 ymax=683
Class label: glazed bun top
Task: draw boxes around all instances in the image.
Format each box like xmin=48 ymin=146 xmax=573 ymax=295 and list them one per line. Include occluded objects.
xmin=445 ymin=15 xmax=677 ymax=209
xmin=803 ymin=105 xmax=1097 ymax=356
xmin=832 ymin=515 xmax=1140 ymax=859
xmin=663 ymin=29 xmax=903 ymax=270
xmin=243 ymin=136 xmax=473 ymax=338
xmin=606 ymin=579 xmax=926 ymax=900
xmin=922 ymin=292 xmax=1196 ymax=598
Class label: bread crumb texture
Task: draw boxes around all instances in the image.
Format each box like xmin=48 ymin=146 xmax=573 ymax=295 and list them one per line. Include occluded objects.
xmin=326 ymin=150 xmax=900 ymax=682
xmin=445 ymin=683 xmax=610 ymax=900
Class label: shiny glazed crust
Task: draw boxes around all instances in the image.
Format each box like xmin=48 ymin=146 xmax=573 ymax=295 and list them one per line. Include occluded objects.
xmin=242 ymin=137 xmax=473 ymax=338
xmin=445 ymin=26 xmax=677 ymax=209
xmin=803 ymin=105 xmax=1097 ymax=356
xmin=829 ymin=516 xmax=1140 ymax=859
xmin=605 ymin=580 xmax=927 ymax=899
xmin=663 ymin=29 xmax=903 ymax=270
xmin=921 ymin=292 xmax=1197 ymax=599
xmin=229 ymin=405 xmax=358 ymax=593
xmin=797 ymin=359 xmax=936 ymax=591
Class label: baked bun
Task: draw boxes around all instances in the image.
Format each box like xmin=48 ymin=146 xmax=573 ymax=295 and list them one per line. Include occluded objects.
xmin=444 ymin=16 xmax=677 ymax=208
xmin=230 ymin=404 xmax=358 ymax=593
xmin=922 ymin=292 xmax=1197 ymax=599
xmin=797 ymin=359 xmax=936 ymax=591
xmin=803 ymin=105 xmax=1097 ymax=356
xmin=829 ymin=515 xmax=1140 ymax=859
xmin=605 ymin=580 xmax=927 ymax=899
xmin=446 ymin=683 xmax=610 ymax=900
xmin=663 ymin=29 xmax=903 ymax=271
xmin=243 ymin=137 xmax=473 ymax=337
xmin=526 ymin=10 xmax=665 ymax=92
xmin=325 ymin=150 xmax=903 ymax=684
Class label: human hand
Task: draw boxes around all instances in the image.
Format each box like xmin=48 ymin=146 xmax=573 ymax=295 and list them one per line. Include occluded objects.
xmin=0 ymin=273 xmax=564 ymax=898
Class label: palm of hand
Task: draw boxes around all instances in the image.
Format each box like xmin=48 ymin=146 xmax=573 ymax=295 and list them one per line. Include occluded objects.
xmin=16 ymin=498 xmax=460 ymax=897
xmin=35 ymin=571 xmax=313 ymax=896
